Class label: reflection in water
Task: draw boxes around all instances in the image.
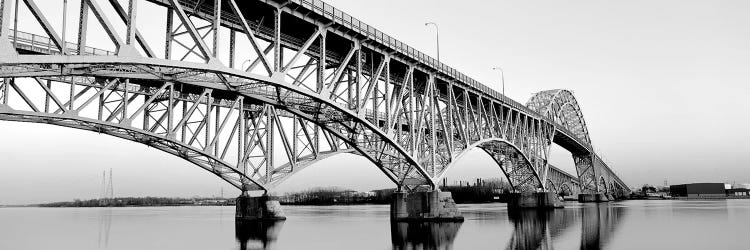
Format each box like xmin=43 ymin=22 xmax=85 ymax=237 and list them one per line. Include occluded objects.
xmin=97 ymin=208 xmax=113 ymax=248
xmin=581 ymin=204 xmax=626 ymax=250
xmin=391 ymin=221 xmax=463 ymax=250
xmin=506 ymin=210 xmax=557 ymax=250
xmin=235 ymin=220 xmax=285 ymax=250
xmin=1 ymin=202 xmax=747 ymax=249
xmin=505 ymin=204 xmax=626 ymax=250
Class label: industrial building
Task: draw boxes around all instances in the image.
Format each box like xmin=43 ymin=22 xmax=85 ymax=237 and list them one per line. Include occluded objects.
xmin=669 ymin=183 xmax=727 ymax=198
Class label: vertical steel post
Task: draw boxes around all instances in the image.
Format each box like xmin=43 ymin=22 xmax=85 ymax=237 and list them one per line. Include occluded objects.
xmin=61 ymin=0 xmax=68 ymax=53
xmin=13 ymin=0 xmax=20 ymax=45
xmin=371 ymin=57 xmax=377 ymax=125
xmin=228 ymin=31 xmax=235 ymax=68
xmin=43 ymin=79 xmax=50 ymax=113
xmin=167 ymin=83 xmax=174 ymax=134
xmin=1 ymin=78 xmax=8 ymax=105
xmin=164 ymin=8 xmax=173 ymax=59
xmin=408 ymin=69 xmax=414 ymax=154
xmin=447 ymin=82 xmax=454 ymax=151
xmin=384 ymin=57 xmax=390 ymax=131
xmin=273 ymin=8 xmax=281 ymax=72
xmin=122 ymin=79 xmax=129 ymax=121
xmin=125 ymin=0 xmax=137 ymax=45
xmin=205 ymin=92 xmax=212 ymax=151
xmin=181 ymin=95 xmax=187 ymax=141
xmin=214 ymin=102 xmax=220 ymax=155
xmin=237 ymin=97 xmax=245 ymax=171
xmin=355 ymin=44 xmax=361 ymax=109
xmin=211 ymin=0 xmax=221 ymax=57
xmin=317 ymin=30 xmax=326 ymax=93
xmin=265 ymin=106 xmax=274 ymax=184
xmin=0 ymin=0 xmax=8 ymax=38
xmin=77 ymin=0 xmax=88 ymax=55
xmin=429 ymin=75 xmax=436 ymax=176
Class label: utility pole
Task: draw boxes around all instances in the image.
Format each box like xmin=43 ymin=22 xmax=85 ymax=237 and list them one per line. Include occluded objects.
xmin=108 ymin=168 xmax=114 ymax=201
xmin=101 ymin=171 xmax=106 ymax=199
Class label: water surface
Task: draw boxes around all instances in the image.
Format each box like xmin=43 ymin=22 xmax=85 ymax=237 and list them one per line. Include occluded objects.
xmin=1 ymin=200 xmax=748 ymax=249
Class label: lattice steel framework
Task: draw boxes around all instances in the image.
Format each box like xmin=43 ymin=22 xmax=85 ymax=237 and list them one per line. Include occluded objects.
xmin=528 ymin=89 xmax=628 ymax=195
xmin=0 ymin=0 xmax=626 ymax=194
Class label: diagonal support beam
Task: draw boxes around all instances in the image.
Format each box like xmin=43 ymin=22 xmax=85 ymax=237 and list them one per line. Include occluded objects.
xmin=325 ymin=45 xmax=356 ymax=97
xmin=167 ymin=0 xmax=213 ymax=62
xmin=171 ymin=89 xmax=212 ymax=136
xmin=282 ymin=29 xmax=322 ymax=74
xmin=22 ymin=0 xmax=66 ymax=54
xmin=107 ymin=0 xmax=156 ymax=57
xmin=358 ymin=59 xmax=386 ymax=112
xmin=33 ymin=78 xmax=67 ymax=112
xmin=9 ymin=81 xmax=39 ymax=112
xmin=208 ymin=96 xmax=242 ymax=152
xmin=85 ymin=0 xmax=125 ymax=50
xmin=228 ymin=0 xmax=273 ymax=75
xmin=122 ymin=82 xmax=172 ymax=125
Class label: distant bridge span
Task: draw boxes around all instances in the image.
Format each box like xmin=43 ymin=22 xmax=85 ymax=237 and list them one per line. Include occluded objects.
xmin=0 ymin=0 xmax=627 ymax=197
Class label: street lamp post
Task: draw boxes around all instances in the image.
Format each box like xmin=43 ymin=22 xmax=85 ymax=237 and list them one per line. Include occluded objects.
xmin=424 ymin=22 xmax=440 ymax=63
xmin=492 ymin=67 xmax=505 ymax=97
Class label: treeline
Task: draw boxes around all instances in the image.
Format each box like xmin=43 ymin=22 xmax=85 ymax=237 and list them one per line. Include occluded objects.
xmin=279 ymin=179 xmax=515 ymax=205
xmin=279 ymin=187 xmax=392 ymax=205
xmin=441 ymin=178 xmax=513 ymax=203
xmin=38 ymin=197 xmax=234 ymax=207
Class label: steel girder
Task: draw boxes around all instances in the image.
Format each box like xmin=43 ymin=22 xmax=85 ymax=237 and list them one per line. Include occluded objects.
xmin=0 ymin=59 xmax=432 ymax=192
xmin=528 ymin=89 xmax=628 ymax=195
xmin=0 ymin=0 xmax=626 ymax=193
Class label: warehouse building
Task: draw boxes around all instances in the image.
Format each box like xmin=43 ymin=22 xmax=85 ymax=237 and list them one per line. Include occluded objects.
xmin=669 ymin=183 xmax=727 ymax=198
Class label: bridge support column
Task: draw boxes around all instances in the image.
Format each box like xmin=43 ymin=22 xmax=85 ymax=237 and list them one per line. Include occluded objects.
xmin=507 ymin=192 xmax=564 ymax=210
xmin=578 ymin=193 xmax=609 ymax=203
xmin=236 ymin=194 xmax=286 ymax=221
xmin=390 ymin=190 xmax=463 ymax=222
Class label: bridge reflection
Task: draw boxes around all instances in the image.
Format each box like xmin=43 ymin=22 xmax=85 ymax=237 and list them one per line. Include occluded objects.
xmin=580 ymin=204 xmax=626 ymax=250
xmin=231 ymin=204 xmax=625 ymax=250
xmin=235 ymin=220 xmax=285 ymax=250
xmin=506 ymin=204 xmax=626 ymax=250
xmin=390 ymin=222 xmax=463 ymax=250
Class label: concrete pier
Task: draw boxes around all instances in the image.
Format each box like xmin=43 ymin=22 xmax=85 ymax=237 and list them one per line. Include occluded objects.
xmin=236 ymin=195 xmax=287 ymax=221
xmin=506 ymin=192 xmax=564 ymax=210
xmin=390 ymin=190 xmax=464 ymax=222
xmin=578 ymin=193 xmax=609 ymax=203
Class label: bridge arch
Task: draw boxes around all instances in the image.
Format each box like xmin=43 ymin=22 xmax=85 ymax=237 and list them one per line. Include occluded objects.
xmin=0 ymin=57 xmax=435 ymax=192
xmin=527 ymin=89 xmax=591 ymax=144
xmin=438 ymin=138 xmax=543 ymax=192
xmin=0 ymin=114 xmax=251 ymax=189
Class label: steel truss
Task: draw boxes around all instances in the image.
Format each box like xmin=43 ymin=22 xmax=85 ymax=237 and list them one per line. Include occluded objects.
xmin=528 ymin=89 xmax=628 ymax=195
xmin=0 ymin=0 xmax=626 ymax=194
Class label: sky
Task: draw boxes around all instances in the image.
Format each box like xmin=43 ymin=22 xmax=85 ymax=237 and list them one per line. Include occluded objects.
xmin=1 ymin=0 xmax=750 ymax=205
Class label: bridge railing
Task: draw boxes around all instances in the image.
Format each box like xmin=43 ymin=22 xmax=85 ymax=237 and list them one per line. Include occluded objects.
xmin=287 ymin=0 xmax=538 ymax=115
xmin=8 ymin=29 xmax=114 ymax=56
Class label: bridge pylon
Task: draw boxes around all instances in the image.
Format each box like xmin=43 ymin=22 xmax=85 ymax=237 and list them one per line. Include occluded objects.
xmin=390 ymin=190 xmax=463 ymax=222
xmin=236 ymin=194 xmax=286 ymax=221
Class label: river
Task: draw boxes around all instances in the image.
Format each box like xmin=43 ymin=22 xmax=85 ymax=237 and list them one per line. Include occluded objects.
xmin=0 ymin=199 xmax=748 ymax=249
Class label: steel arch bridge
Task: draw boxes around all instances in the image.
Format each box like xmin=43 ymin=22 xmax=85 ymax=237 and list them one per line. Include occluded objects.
xmin=0 ymin=0 xmax=627 ymax=196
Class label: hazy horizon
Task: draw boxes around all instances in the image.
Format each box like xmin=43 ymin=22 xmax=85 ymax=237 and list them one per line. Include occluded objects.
xmin=2 ymin=0 xmax=749 ymax=205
